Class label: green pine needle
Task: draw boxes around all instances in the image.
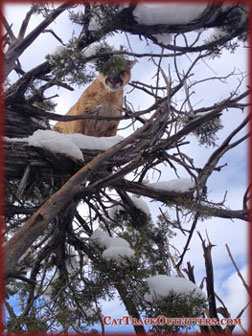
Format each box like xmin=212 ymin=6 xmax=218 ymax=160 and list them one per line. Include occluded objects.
xmin=99 ymin=55 xmax=129 ymax=75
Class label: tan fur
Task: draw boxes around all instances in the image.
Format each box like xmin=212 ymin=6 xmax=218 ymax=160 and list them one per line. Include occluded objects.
xmin=53 ymin=64 xmax=135 ymax=137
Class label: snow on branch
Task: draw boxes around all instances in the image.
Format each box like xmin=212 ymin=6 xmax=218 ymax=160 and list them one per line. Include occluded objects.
xmin=5 ymin=130 xmax=123 ymax=161
xmin=147 ymin=178 xmax=195 ymax=194
xmin=90 ymin=229 xmax=135 ymax=264
xmin=144 ymin=274 xmax=205 ymax=303
xmin=133 ymin=4 xmax=207 ymax=25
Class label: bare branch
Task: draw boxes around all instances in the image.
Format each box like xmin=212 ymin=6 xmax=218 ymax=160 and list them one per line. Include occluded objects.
xmin=225 ymin=244 xmax=250 ymax=295
xmin=42 ymin=29 xmax=66 ymax=45
xmin=1 ymin=13 xmax=16 ymax=41
xmin=4 ymin=3 xmax=73 ymax=78
xmin=197 ymin=115 xmax=249 ymax=191
xmin=197 ymin=231 xmax=222 ymax=333
xmin=18 ymin=7 xmax=34 ymax=40
xmin=176 ymin=214 xmax=200 ymax=269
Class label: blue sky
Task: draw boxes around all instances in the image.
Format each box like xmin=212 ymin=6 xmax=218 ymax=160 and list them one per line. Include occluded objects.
xmin=4 ymin=3 xmax=249 ymax=333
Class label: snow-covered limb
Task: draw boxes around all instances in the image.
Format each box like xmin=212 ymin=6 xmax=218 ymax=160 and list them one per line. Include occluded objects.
xmin=147 ymin=178 xmax=195 ymax=193
xmin=113 ymin=180 xmax=248 ymax=222
xmin=144 ymin=274 xmax=205 ymax=303
xmin=4 ymin=133 xmax=248 ymax=222
xmin=133 ymin=4 xmax=207 ymax=25
xmin=5 ymin=130 xmax=123 ymax=161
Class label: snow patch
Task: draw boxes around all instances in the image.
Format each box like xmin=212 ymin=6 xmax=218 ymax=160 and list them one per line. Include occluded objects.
xmin=207 ymin=28 xmax=227 ymax=42
xmin=28 ymin=130 xmax=84 ymax=161
xmin=83 ymin=42 xmax=114 ymax=61
xmin=108 ymin=195 xmax=150 ymax=218
xmin=131 ymin=196 xmax=150 ymax=215
xmin=102 ymin=246 xmax=135 ymax=264
xmin=107 ymin=237 xmax=131 ymax=249
xmin=144 ymin=275 xmax=205 ymax=303
xmin=147 ymin=178 xmax=195 ymax=193
xmin=90 ymin=229 xmax=131 ymax=249
xmin=65 ymin=247 xmax=80 ymax=274
xmin=133 ymin=4 xmax=206 ymax=25
xmin=5 ymin=130 xmax=123 ymax=161
xmin=43 ymin=270 xmax=60 ymax=299
xmin=89 ymin=229 xmax=111 ymax=249
xmin=68 ymin=132 xmax=123 ymax=151
xmin=154 ymin=33 xmax=172 ymax=45
xmin=4 ymin=136 xmax=27 ymax=143
xmin=90 ymin=229 xmax=135 ymax=264
xmin=49 ymin=45 xmax=66 ymax=56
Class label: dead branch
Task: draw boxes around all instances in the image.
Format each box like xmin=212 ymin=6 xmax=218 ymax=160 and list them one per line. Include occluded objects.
xmin=42 ymin=29 xmax=65 ymax=45
xmin=197 ymin=232 xmax=222 ymax=332
xmin=2 ymin=14 xmax=16 ymax=42
xmin=18 ymin=7 xmax=34 ymax=40
xmin=225 ymin=244 xmax=250 ymax=295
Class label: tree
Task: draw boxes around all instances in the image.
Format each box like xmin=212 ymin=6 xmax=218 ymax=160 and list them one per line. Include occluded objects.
xmin=3 ymin=3 xmax=250 ymax=334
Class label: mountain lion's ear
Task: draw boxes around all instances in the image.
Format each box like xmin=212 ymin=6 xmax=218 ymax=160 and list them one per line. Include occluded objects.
xmin=127 ymin=60 xmax=137 ymax=69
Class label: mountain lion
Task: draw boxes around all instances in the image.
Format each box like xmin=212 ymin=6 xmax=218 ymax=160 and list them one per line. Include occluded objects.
xmin=53 ymin=56 xmax=136 ymax=137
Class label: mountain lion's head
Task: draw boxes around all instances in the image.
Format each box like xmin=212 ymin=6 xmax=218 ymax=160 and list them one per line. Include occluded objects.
xmin=99 ymin=56 xmax=136 ymax=91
